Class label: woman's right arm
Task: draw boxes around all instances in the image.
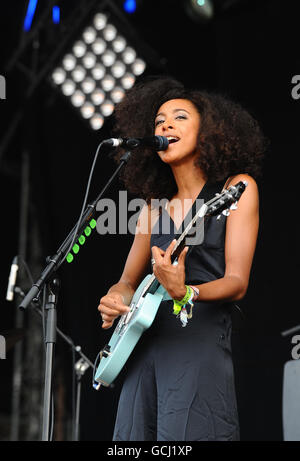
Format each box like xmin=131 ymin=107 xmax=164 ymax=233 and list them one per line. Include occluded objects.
xmin=98 ymin=204 xmax=153 ymax=329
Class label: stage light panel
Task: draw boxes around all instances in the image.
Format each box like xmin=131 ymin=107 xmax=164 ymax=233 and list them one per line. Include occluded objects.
xmin=51 ymin=10 xmax=146 ymax=130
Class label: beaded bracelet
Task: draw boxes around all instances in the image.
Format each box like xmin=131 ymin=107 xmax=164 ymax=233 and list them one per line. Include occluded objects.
xmin=190 ymin=285 xmax=200 ymax=302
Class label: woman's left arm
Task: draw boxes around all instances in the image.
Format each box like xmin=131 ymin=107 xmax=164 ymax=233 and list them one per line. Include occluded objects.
xmin=194 ymin=174 xmax=259 ymax=302
xmin=151 ymin=174 xmax=259 ymax=302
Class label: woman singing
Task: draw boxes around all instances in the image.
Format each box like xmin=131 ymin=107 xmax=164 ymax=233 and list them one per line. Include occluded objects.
xmin=97 ymin=77 xmax=267 ymax=441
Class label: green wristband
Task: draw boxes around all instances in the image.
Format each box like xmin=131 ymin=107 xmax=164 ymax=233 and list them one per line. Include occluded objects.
xmin=172 ymin=285 xmax=193 ymax=315
xmin=176 ymin=285 xmax=193 ymax=306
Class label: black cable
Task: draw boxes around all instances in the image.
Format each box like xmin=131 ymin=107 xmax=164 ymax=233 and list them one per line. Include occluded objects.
xmin=92 ymin=351 xmax=101 ymax=387
xmin=56 ymin=140 xmax=106 ymax=271
xmin=71 ymin=346 xmax=76 ymax=440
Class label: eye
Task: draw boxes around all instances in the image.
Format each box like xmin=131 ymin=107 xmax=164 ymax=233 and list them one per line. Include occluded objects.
xmin=155 ymin=119 xmax=164 ymax=126
xmin=176 ymin=114 xmax=187 ymax=120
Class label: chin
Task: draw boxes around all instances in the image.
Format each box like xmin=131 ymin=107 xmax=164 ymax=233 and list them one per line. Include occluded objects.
xmin=158 ymin=153 xmax=177 ymax=164
xmin=158 ymin=151 xmax=186 ymax=166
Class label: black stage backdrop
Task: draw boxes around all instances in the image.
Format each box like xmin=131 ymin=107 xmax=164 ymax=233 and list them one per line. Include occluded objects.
xmin=0 ymin=0 xmax=299 ymax=441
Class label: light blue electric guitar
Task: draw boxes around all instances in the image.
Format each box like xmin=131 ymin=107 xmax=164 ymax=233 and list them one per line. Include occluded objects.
xmin=93 ymin=181 xmax=247 ymax=389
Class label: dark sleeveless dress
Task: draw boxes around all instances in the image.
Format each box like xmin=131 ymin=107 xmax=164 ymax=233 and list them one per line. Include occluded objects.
xmin=113 ymin=181 xmax=240 ymax=441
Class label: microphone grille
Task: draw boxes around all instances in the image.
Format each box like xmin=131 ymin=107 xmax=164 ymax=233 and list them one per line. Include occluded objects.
xmin=156 ymin=136 xmax=169 ymax=151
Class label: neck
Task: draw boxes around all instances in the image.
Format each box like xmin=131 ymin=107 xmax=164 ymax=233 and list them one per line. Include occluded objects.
xmin=170 ymin=157 xmax=206 ymax=199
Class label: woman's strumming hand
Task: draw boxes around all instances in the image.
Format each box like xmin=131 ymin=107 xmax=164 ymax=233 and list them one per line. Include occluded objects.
xmin=98 ymin=292 xmax=130 ymax=329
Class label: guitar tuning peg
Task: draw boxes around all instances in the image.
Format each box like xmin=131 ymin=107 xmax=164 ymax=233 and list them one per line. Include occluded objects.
xmin=222 ymin=209 xmax=230 ymax=217
xmin=230 ymin=201 xmax=238 ymax=210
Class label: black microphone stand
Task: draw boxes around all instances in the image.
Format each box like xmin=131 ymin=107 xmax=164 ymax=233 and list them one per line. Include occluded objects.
xmin=74 ymin=356 xmax=90 ymax=441
xmin=15 ymin=285 xmax=94 ymax=441
xmin=18 ymin=149 xmax=131 ymax=441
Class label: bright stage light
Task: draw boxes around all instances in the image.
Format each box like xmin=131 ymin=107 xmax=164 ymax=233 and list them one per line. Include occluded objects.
xmin=123 ymin=0 xmax=137 ymax=14
xmin=91 ymin=89 xmax=105 ymax=105
xmin=23 ymin=0 xmax=38 ymax=32
xmin=81 ymin=102 xmax=95 ymax=119
xmin=62 ymin=54 xmax=76 ymax=72
xmin=90 ymin=114 xmax=104 ymax=130
xmin=51 ymin=10 xmax=147 ymax=130
xmin=81 ymin=77 xmax=96 ymax=94
xmin=92 ymin=38 xmax=107 ymax=55
xmin=94 ymin=13 xmax=107 ymax=31
xmin=91 ymin=63 xmax=106 ymax=80
xmin=185 ymin=0 xmax=214 ymax=23
xmin=71 ymin=90 xmax=85 ymax=107
xmin=52 ymin=68 xmax=66 ymax=85
xmin=100 ymin=100 xmax=114 ymax=117
xmin=72 ymin=66 xmax=86 ymax=83
xmin=73 ymin=41 xmax=87 ymax=58
xmin=61 ymin=79 xmax=76 ymax=96
xmin=111 ymin=87 xmax=125 ymax=104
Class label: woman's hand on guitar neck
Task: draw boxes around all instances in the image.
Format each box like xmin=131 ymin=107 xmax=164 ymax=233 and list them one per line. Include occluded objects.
xmin=151 ymin=240 xmax=188 ymax=301
xmin=98 ymin=292 xmax=130 ymax=329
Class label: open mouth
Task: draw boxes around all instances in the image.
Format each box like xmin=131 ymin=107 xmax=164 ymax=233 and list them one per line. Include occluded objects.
xmin=166 ymin=136 xmax=180 ymax=144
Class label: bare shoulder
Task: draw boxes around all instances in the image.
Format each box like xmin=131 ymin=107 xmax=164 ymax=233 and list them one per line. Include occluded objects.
xmin=226 ymin=173 xmax=258 ymax=204
xmin=226 ymin=173 xmax=258 ymax=190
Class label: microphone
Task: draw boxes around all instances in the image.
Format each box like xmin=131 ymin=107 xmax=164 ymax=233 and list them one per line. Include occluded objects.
xmin=6 ymin=256 xmax=19 ymax=301
xmin=102 ymin=135 xmax=169 ymax=151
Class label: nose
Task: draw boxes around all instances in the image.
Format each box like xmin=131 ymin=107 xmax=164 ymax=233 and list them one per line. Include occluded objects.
xmin=161 ymin=118 xmax=174 ymax=131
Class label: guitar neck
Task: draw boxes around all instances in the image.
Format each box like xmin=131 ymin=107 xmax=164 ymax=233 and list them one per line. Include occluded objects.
xmin=142 ymin=203 xmax=208 ymax=297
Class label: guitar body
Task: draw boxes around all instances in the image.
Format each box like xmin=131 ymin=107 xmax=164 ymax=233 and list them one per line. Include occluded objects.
xmin=93 ymin=275 xmax=165 ymax=387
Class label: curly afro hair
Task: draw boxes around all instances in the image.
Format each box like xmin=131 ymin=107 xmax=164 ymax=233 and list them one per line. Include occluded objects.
xmin=112 ymin=76 xmax=268 ymax=203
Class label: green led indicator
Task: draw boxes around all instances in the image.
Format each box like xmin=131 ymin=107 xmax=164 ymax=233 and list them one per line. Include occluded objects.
xmin=84 ymin=226 xmax=91 ymax=237
xmin=78 ymin=235 xmax=86 ymax=245
xmin=72 ymin=243 xmax=80 ymax=254
xmin=66 ymin=253 xmax=74 ymax=263
xmin=89 ymin=218 xmax=97 ymax=229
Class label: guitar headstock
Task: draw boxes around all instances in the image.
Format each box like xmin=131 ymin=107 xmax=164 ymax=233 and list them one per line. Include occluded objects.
xmin=206 ymin=180 xmax=247 ymax=218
